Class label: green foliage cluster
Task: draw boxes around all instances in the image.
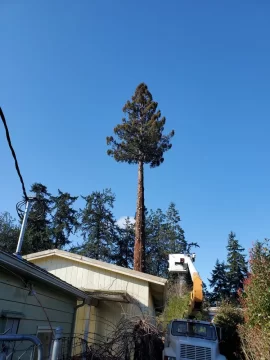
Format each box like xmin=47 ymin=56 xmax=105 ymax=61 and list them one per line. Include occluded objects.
xmin=0 ymin=183 xmax=79 ymax=254
xmin=145 ymin=203 xmax=198 ymax=277
xmin=159 ymin=283 xmax=190 ymax=329
xmin=1 ymin=83 xmax=178 ymax=276
xmin=0 ymin=185 xmax=197 ymax=278
xmin=227 ymin=232 xmax=248 ymax=297
xmin=0 ymin=212 xmax=20 ymax=253
xmin=238 ymin=324 xmax=270 ymax=360
xmin=107 ymin=83 xmax=174 ymax=271
xmin=206 ymin=233 xmax=249 ymax=358
xmin=208 ymin=260 xmax=229 ymax=302
xmin=213 ymin=302 xmax=244 ymax=335
xmin=106 ymin=83 xmax=174 ymax=167
xmin=74 ymin=189 xmax=117 ymax=262
xmin=213 ymin=302 xmax=244 ymax=360
xmin=209 ymin=240 xmax=270 ymax=359
xmin=208 ymin=231 xmax=248 ymax=302
xmin=239 ymin=239 xmax=270 ymax=331
xmin=238 ymin=240 xmax=270 ymax=360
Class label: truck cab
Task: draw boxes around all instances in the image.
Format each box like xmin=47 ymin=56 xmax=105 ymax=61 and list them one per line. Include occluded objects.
xmin=163 ymin=319 xmax=226 ymax=360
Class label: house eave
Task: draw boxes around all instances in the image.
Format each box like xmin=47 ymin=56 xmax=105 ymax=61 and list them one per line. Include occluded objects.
xmin=24 ymin=250 xmax=168 ymax=287
xmin=0 ymin=252 xmax=87 ymax=300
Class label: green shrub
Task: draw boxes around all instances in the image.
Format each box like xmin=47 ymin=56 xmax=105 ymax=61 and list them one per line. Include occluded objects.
xmin=162 ymin=292 xmax=190 ymax=325
xmin=213 ymin=302 xmax=244 ymax=360
xmin=159 ymin=282 xmax=190 ymax=329
xmin=238 ymin=239 xmax=270 ymax=359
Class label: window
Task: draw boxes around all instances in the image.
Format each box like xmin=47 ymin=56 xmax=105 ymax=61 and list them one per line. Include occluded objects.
xmin=3 ymin=318 xmax=20 ymax=334
xmin=0 ymin=311 xmax=23 ymax=334
xmin=0 ymin=315 xmax=20 ymax=360
xmin=171 ymin=321 xmax=217 ymax=341
xmin=33 ymin=327 xmax=55 ymax=360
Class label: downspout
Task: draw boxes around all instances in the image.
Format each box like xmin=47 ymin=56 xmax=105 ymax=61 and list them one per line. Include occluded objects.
xmin=69 ymin=299 xmax=85 ymax=357
xmin=84 ymin=304 xmax=91 ymax=343
xmin=83 ymin=298 xmax=93 ymax=360
xmin=82 ymin=298 xmax=98 ymax=358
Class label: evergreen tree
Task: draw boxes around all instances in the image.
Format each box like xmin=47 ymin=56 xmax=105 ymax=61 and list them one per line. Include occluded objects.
xmin=107 ymin=83 xmax=174 ymax=272
xmin=202 ymin=282 xmax=211 ymax=305
xmin=208 ymin=259 xmax=229 ymax=302
xmin=165 ymin=202 xmax=187 ymax=253
xmin=144 ymin=203 xmax=197 ymax=278
xmin=77 ymin=189 xmax=116 ymax=261
xmin=50 ymin=190 xmax=79 ymax=249
xmin=0 ymin=212 xmax=20 ymax=253
xmin=145 ymin=208 xmax=168 ymax=277
xmin=114 ymin=217 xmax=134 ymax=268
xmin=226 ymin=231 xmax=248 ymax=298
xmin=24 ymin=183 xmax=53 ymax=253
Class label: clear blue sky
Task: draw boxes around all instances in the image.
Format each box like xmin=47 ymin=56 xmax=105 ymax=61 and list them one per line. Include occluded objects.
xmin=1 ymin=0 xmax=270 ymax=284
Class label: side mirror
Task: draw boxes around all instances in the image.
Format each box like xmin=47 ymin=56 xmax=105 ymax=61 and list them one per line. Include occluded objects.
xmin=216 ymin=326 xmax=222 ymax=341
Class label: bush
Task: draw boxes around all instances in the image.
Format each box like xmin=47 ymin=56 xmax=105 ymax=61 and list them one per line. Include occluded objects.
xmin=239 ymin=240 xmax=270 ymax=330
xmin=238 ymin=239 xmax=270 ymax=359
xmin=213 ymin=302 xmax=244 ymax=360
xmin=238 ymin=324 xmax=270 ymax=360
xmin=159 ymin=282 xmax=190 ymax=329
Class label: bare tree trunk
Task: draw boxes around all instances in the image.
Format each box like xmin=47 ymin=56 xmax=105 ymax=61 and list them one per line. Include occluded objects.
xmin=134 ymin=161 xmax=145 ymax=272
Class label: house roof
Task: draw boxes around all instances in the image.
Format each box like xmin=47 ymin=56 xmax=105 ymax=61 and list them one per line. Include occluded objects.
xmin=24 ymin=249 xmax=168 ymax=286
xmin=0 ymin=251 xmax=87 ymax=300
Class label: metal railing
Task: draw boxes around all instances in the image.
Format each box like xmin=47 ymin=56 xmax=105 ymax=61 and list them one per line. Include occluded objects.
xmin=0 ymin=327 xmax=63 ymax=360
xmin=0 ymin=334 xmax=43 ymax=360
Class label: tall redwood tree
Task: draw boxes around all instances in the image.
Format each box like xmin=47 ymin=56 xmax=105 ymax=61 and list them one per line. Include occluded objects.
xmin=107 ymin=83 xmax=174 ymax=271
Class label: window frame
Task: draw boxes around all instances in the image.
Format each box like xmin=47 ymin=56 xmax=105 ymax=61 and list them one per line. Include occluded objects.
xmin=0 ymin=316 xmax=21 ymax=360
xmin=31 ymin=326 xmax=56 ymax=360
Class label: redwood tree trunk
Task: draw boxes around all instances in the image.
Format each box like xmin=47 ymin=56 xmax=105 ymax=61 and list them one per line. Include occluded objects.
xmin=134 ymin=161 xmax=145 ymax=272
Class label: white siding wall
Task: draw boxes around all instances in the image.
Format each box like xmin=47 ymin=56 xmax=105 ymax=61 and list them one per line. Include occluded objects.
xmin=35 ymin=256 xmax=150 ymax=307
xmin=32 ymin=256 xmax=155 ymax=341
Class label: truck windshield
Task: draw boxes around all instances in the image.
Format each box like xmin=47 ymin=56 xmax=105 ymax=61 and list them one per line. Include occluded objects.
xmin=171 ymin=321 xmax=217 ymax=341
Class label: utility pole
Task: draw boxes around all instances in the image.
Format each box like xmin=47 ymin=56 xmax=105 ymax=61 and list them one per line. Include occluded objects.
xmin=14 ymin=198 xmax=35 ymax=257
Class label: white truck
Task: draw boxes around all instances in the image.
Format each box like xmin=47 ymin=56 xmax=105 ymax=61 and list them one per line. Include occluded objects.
xmin=163 ymin=318 xmax=226 ymax=360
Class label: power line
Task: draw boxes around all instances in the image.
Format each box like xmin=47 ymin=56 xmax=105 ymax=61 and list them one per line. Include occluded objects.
xmin=0 ymin=107 xmax=28 ymax=201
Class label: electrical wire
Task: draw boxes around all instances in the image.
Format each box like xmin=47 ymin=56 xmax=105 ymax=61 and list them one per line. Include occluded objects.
xmin=16 ymin=197 xmax=46 ymax=221
xmin=0 ymin=108 xmax=47 ymax=220
xmin=16 ymin=199 xmax=28 ymax=220
xmin=0 ymin=107 xmax=28 ymax=201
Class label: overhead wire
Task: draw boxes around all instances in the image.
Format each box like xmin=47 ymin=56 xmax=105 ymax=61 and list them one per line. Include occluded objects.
xmin=16 ymin=199 xmax=28 ymax=220
xmin=0 ymin=107 xmax=28 ymax=201
xmin=0 ymin=107 xmax=47 ymax=220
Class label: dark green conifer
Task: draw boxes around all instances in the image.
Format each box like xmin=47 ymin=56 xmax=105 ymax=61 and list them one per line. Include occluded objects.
xmin=107 ymin=83 xmax=174 ymax=271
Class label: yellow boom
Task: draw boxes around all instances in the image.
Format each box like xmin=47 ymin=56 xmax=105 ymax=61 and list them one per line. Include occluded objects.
xmin=168 ymin=253 xmax=203 ymax=312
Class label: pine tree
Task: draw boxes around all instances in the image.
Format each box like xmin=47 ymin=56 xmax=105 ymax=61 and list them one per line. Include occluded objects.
xmin=77 ymin=189 xmax=116 ymax=261
xmin=107 ymin=83 xmax=174 ymax=272
xmin=114 ymin=217 xmax=134 ymax=268
xmin=24 ymin=183 xmax=53 ymax=253
xmin=165 ymin=202 xmax=187 ymax=254
xmin=226 ymin=231 xmax=248 ymax=298
xmin=145 ymin=203 xmax=198 ymax=278
xmin=208 ymin=259 xmax=229 ymax=303
xmin=145 ymin=208 xmax=168 ymax=277
xmin=50 ymin=190 xmax=79 ymax=249
xmin=202 ymin=282 xmax=211 ymax=305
